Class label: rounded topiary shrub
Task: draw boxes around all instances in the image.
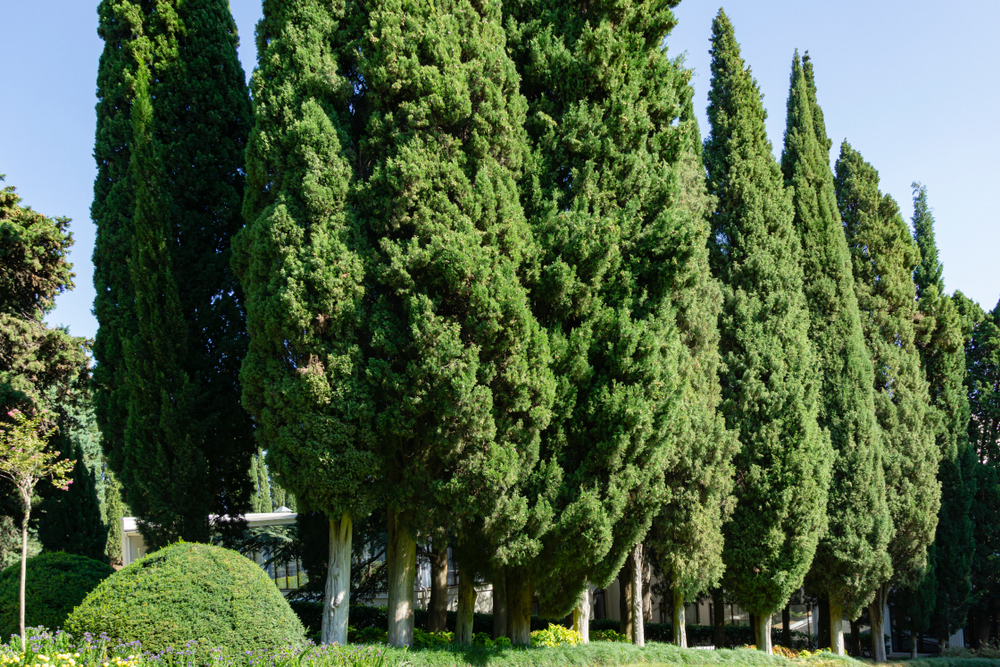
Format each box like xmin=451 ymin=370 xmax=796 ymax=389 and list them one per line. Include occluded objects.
xmin=0 ymin=551 xmax=114 ymax=639
xmin=65 ymin=542 xmax=305 ymax=657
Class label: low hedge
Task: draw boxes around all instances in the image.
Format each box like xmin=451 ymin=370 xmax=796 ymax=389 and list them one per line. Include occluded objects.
xmin=0 ymin=552 xmax=113 ymax=639
xmin=65 ymin=542 xmax=305 ymax=660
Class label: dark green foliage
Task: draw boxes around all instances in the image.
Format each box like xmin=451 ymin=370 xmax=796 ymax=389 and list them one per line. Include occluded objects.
xmin=250 ymin=449 xmax=272 ymax=514
xmin=93 ymin=0 xmax=255 ymax=548
xmin=891 ymin=550 xmax=937 ymax=647
xmin=835 ymin=143 xmax=939 ymax=587
xmin=65 ymin=542 xmax=305 ymax=659
xmin=36 ymin=439 xmax=106 ymax=562
xmin=103 ymin=468 xmax=124 ymax=566
xmin=781 ymin=53 xmax=890 ymax=620
xmin=704 ymin=11 xmax=829 ymax=617
xmin=0 ymin=552 xmax=113 ymax=638
xmin=500 ymin=0 xmax=695 ymax=617
xmin=233 ymin=0 xmax=375 ymax=527
xmin=649 ymin=86 xmax=738 ymax=603
xmin=958 ymin=294 xmax=1000 ymax=633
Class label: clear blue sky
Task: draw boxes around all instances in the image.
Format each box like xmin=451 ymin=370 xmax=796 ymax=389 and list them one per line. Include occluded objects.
xmin=2 ymin=1 xmax=997 ymax=341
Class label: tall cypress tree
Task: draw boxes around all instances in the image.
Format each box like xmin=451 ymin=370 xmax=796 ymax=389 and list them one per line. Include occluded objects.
xmin=781 ymin=52 xmax=891 ymax=655
xmin=647 ymin=85 xmax=739 ymax=650
xmin=93 ymin=0 xmax=255 ymax=548
xmin=497 ymin=0 xmax=697 ymax=645
xmin=249 ymin=449 xmax=272 ymax=514
xmin=340 ymin=0 xmax=555 ymax=645
xmin=834 ymin=143 xmax=939 ymax=662
xmin=234 ymin=0 xmax=376 ymax=646
xmin=103 ymin=466 xmax=125 ymax=566
xmin=909 ymin=183 xmax=975 ymax=646
xmin=703 ymin=12 xmax=830 ymax=654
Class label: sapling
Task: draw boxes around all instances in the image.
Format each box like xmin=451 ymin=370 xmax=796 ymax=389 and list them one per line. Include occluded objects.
xmin=0 ymin=410 xmax=73 ymax=651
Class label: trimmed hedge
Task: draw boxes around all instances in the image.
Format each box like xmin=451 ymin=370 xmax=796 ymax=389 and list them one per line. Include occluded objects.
xmin=0 ymin=552 xmax=113 ymax=639
xmin=65 ymin=542 xmax=305 ymax=659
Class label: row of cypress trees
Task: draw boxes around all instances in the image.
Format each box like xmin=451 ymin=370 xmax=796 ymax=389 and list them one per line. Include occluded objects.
xmin=87 ymin=0 xmax=991 ymax=657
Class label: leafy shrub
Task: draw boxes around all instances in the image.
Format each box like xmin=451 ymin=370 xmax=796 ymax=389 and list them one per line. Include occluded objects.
xmin=530 ymin=623 xmax=582 ymax=647
xmin=591 ymin=629 xmax=629 ymax=642
xmin=943 ymin=640 xmax=1000 ymax=660
xmin=64 ymin=542 xmax=305 ymax=660
xmin=350 ymin=626 xmax=388 ymax=644
xmin=413 ymin=629 xmax=452 ymax=647
xmin=0 ymin=552 xmax=113 ymax=639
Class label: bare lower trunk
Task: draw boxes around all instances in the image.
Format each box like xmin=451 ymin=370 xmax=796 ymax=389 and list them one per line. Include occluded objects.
xmin=672 ymin=585 xmax=687 ymax=648
xmin=493 ymin=571 xmax=507 ymax=639
xmin=830 ymin=596 xmax=845 ymax=656
xmin=869 ymin=583 xmax=888 ymax=662
xmin=910 ymin=626 xmax=917 ymax=659
xmin=428 ymin=543 xmax=448 ymax=633
xmin=632 ymin=543 xmax=644 ymax=647
xmin=387 ymin=509 xmax=416 ymax=647
xmin=619 ymin=558 xmax=634 ymax=638
xmin=712 ymin=588 xmax=726 ymax=648
xmin=782 ymin=605 xmax=791 ymax=648
xmin=756 ymin=613 xmax=772 ymax=654
xmin=850 ymin=619 xmax=861 ymax=656
xmin=321 ymin=513 xmax=353 ymax=645
xmin=19 ymin=502 xmax=29 ymax=653
xmin=573 ymin=585 xmax=591 ymax=644
xmin=818 ymin=597 xmax=830 ymax=649
xmin=507 ymin=574 xmax=533 ymax=646
xmin=642 ymin=556 xmax=652 ymax=622
xmin=455 ymin=570 xmax=476 ymax=644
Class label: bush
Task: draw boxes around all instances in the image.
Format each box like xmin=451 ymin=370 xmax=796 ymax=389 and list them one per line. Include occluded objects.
xmin=64 ymin=542 xmax=305 ymax=660
xmin=0 ymin=551 xmax=113 ymax=639
xmin=530 ymin=624 xmax=582 ymax=648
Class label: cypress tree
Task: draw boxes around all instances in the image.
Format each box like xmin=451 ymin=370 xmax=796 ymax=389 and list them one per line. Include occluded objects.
xmin=340 ymin=0 xmax=555 ymax=645
xmin=780 ymin=52 xmax=891 ymax=655
xmin=103 ymin=467 xmax=125 ymax=566
xmin=703 ymin=11 xmax=830 ymax=654
xmin=834 ymin=143 xmax=939 ymax=662
xmin=249 ymin=450 xmax=272 ymax=514
xmin=498 ymin=0 xmax=699 ymax=644
xmin=233 ymin=0 xmax=376 ymax=646
xmin=647 ymin=84 xmax=739 ymax=650
xmin=93 ymin=0 xmax=255 ymax=548
xmin=910 ymin=183 xmax=975 ymax=646
xmin=956 ymin=294 xmax=1000 ymax=646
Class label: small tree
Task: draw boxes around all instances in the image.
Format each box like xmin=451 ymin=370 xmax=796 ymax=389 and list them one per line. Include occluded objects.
xmin=0 ymin=410 xmax=73 ymax=651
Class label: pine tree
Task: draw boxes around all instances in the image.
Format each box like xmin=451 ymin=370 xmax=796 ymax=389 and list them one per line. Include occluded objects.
xmin=647 ymin=84 xmax=739 ymax=650
xmin=103 ymin=467 xmax=125 ymax=566
xmin=909 ymin=184 xmax=974 ymax=646
xmin=93 ymin=0 xmax=255 ymax=548
xmin=835 ymin=143 xmax=939 ymax=662
xmin=781 ymin=53 xmax=891 ymax=655
xmin=339 ymin=0 xmax=555 ymax=645
xmin=233 ymin=0 xmax=376 ymax=646
xmin=703 ymin=12 xmax=830 ymax=654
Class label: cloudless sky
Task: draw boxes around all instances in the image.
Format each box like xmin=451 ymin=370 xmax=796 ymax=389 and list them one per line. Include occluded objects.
xmin=1 ymin=0 xmax=997 ymax=342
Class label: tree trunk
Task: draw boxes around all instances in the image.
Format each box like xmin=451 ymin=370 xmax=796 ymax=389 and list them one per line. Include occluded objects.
xmin=782 ymin=605 xmax=791 ymax=648
xmin=830 ymin=595 xmax=845 ymax=656
xmin=19 ymin=500 xmax=29 ymax=653
xmin=573 ymin=585 xmax=591 ymax=644
xmin=911 ymin=629 xmax=919 ymax=658
xmin=818 ymin=596 xmax=831 ymax=649
xmin=387 ymin=509 xmax=416 ymax=647
xmin=850 ymin=619 xmax=861 ymax=656
xmin=619 ymin=558 xmax=634 ymax=639
xmin=455 ymin=569 xmax=476 ymax=645
xmin=321 ymin=513 xmax=353 ymax=645
xmin=493 ymin=570 xmax=507 ymax=639
xmin=749 ymin=613 xmax=757 ymax=646
xmin=672 ymin=585 xmax=687 ymax=648
xmin=427 ymin=542 xmax=448 ymax=633
xmin=632 ymin=543 xmax=644 ymax=647
xmin=869 ymin=583 xmax=888 ymax=662
xmin=712 ymin=588 xmax=726 ymax=648
xmin=756 ymin=612 xmax=772 ymax=654
xmin=507 ymin=574 xmax=533 ymax=646
xmin=642 ymin=555 xmax=652 ymax=622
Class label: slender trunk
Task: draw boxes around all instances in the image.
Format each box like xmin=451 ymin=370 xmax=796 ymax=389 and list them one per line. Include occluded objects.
xmin=911 ymin=628 xmax=918 ymax=659
xmin=755 ymin=613 xmax=772 ymax=654
xmin=573 ymin=585 xmax=591 ymax=644
xmin=850 ymin=619 xmax=861 ymax=656
xmin=619 ymin=558 xmax=634 ymax=638
xmin=492 ymin=571 xmax=508 ymax=639
xmin=632 ymin=543 xmax=644 ymax=647
xmin=455 ymin=569 xmax=476 ymax=645
xmin=749 ymin=613 xmax=757 ymax=646
xmin=321 ymin=513 xmax=353 ymax=645
xmin=829 ymin=595 xmax=845 ymax=656
xmin=869 ymin=583 xmax=888 ymax=662
xmin=507 ymin=573 xmax=533 ymax=646
xmin=782 ymin=605 xmax=791 ymax=648
xmin=712 ymin=588 xmax=726 ymax=648
xmin=672 ymin=585 xmax=687 ymax=648
xmin=642 ymin=556 xmax=652 ymax=622
xmin=19 ymin=498 xmax=30 ymax=653
xmin=818 ymin=596 xmax=831 ymax=649
xmin=387 ymin=509 xmax=416 ymax=647
xmin=427 ymin=543 xmax=448 ymax=633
